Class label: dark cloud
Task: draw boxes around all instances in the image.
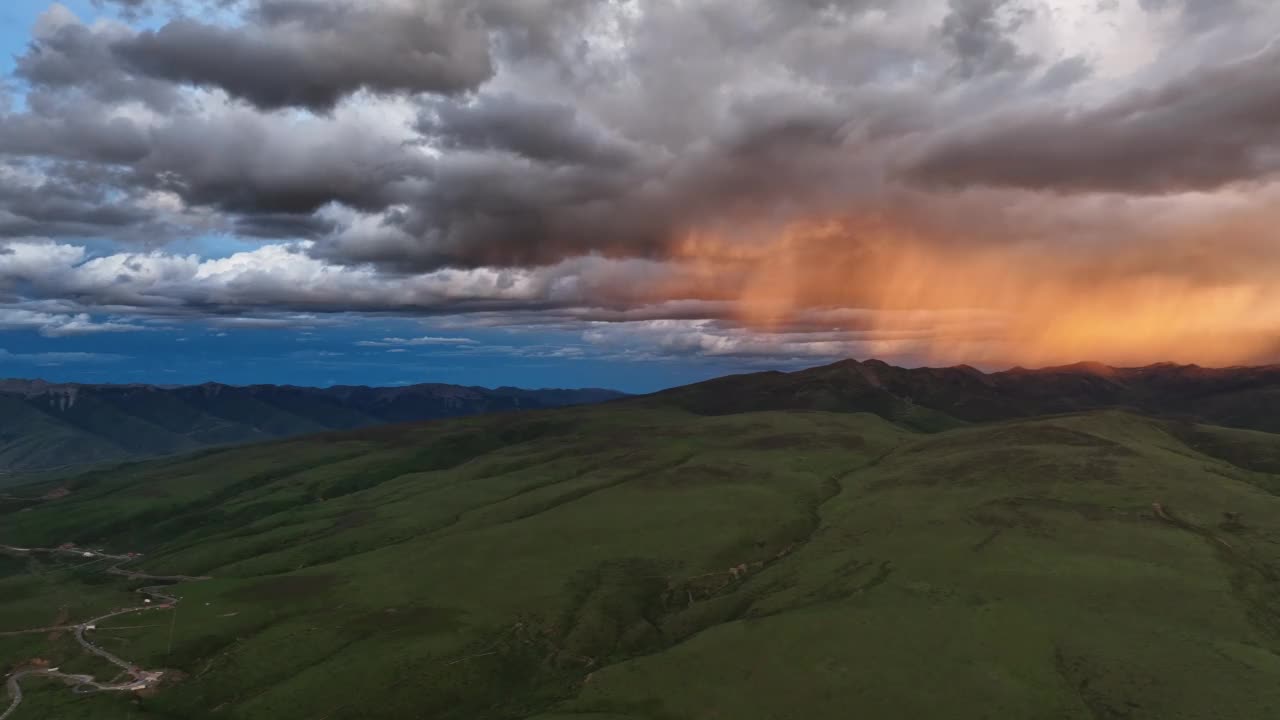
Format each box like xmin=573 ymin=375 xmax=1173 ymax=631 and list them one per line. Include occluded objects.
xmin=135 ymin=109 xmax=427 ymax=216
xmin=312 ymin=152 xmax=663 ymax=270
xmin=0 ymin=106 xmax=150 ymax=165
xmin=905 ymin=40 xmax=1280 ymax=193
xmin=419 ymin=93 xmax=641 ymax=168
xmin=314 ymin=95 xmax=875 ymax=272
xmin=0 ymin=1 xmax=956 ymax=254
xmin=232 ymin=212 xmax=337 ymax=239
xmin=113 ymin=1 xmax=495 ymax=111
xmin=0 ymin=97 xmax=424 ymax=241
xmin=0 ymin=164 xmax=153 ymax=238
xmin=15 ymin=8 xmax=181 ymax=109
xmin=939 ymin=0 xmax=1035 ymax=79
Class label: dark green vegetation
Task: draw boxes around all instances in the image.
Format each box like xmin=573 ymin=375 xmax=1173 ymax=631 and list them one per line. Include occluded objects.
xmin=0 ymin=380 xmax=624 ymax=475
xmin=5 ymin=359 xmax=1280 ymax=718
xmin=661 ymin=359 xmax=1280 ymax=432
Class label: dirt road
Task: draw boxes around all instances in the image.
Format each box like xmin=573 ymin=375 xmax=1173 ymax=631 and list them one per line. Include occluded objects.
xmin=1 ymin=544 xmax=210 ymax=718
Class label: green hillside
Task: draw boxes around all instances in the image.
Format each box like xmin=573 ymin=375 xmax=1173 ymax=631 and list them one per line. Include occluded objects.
xmin=0 ymin=396 xmax=127 ymax=475
xmin=5 ymin=394 xmax=1280 ymax=719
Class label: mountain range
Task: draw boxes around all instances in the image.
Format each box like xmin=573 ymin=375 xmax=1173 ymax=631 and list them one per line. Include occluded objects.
xmin=9 ymin=358 xmax=1280 ymax=476
xmin=0 ymin=380 xmax=626 ymax=474
xmin=658 ymin=359 xmax=1280 ymax=433
xmin=5 ymin=358 xmax=1280 ymax=718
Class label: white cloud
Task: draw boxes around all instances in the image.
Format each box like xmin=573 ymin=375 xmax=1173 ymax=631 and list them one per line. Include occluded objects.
xmin=581 ymin=319 xmax=955 ymax=365
xmin=0 ymin=239 xmax=672 ymax=319
xmin=0 ymin=348 xmax=127 ymax=364
xmin=356 ymin=335 xmax=480 ymax=347
xmin=0 ymin=308 xmax=146 ymax=337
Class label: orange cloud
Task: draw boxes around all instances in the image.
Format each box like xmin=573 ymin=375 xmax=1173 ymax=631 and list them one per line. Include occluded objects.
xmin=663 ymin=212 xmax=1280 ymax=367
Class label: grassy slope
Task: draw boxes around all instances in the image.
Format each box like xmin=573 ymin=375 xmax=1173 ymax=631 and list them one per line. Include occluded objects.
xmin=0 ymin=396 xmax=129 ymax=474
xmin=3 ymin=405 xmax=1280 ymax=718
xmin=0 ymin=385 xmax=627 ymax=474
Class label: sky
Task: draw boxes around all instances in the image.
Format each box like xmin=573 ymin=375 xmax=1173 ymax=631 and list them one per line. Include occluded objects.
xmin=0 ymin=0 xmax=1277 ymax=392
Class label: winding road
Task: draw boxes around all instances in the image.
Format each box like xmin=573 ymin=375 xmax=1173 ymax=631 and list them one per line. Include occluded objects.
xmin=0 ymin=544 xmax=210 ymax=720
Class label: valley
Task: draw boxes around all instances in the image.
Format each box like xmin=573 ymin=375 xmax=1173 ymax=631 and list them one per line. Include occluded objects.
xmin=0 ymin=543 xmax=198 ymax=720
xmin=4 ymin=361 xmax=1280 ymax=718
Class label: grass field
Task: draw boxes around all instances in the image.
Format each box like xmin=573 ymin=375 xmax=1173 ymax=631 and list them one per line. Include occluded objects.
xmin=4 ymin=401 xmax=1280 ymax=718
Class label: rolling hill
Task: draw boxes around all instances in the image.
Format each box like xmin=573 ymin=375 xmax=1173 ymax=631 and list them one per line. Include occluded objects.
xmin=4 ymin=360 xmax=1280 ymax=718
xmin=0 ymin=381 xmax=625 ymax=475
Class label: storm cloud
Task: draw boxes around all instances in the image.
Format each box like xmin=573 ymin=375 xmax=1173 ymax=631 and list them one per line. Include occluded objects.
xmin=2 ymin=0 xmax=1280 ymax=368
xmin=906 ymin=39 xmax=1280 ymax=193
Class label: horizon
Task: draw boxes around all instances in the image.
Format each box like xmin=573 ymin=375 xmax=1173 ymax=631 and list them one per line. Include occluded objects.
xmin=4 ymin=355 xmax=1277 ymax=395
xmin=2 ymin=1 xmax=1279 ymax=392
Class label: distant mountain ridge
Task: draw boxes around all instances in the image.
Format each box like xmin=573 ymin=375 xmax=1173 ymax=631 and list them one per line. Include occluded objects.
xmin=0 ymin=380 xmax=627 ymax=473
xmin=655 ymin=358 xmax=1280 ymax=434
xmin=10 ymin=358 xmax=1280 ymax=476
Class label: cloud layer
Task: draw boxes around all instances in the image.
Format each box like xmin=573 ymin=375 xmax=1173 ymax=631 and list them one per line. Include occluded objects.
xmin=2 ymin=0 xmax=1279 ymax=368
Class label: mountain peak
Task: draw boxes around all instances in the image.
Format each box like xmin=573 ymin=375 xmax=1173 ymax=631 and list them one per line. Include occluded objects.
xmin=1039 ymin=361 xmax=1120 ymax=378
xmin=660 ymin=358 xmax=1280 ymax=433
